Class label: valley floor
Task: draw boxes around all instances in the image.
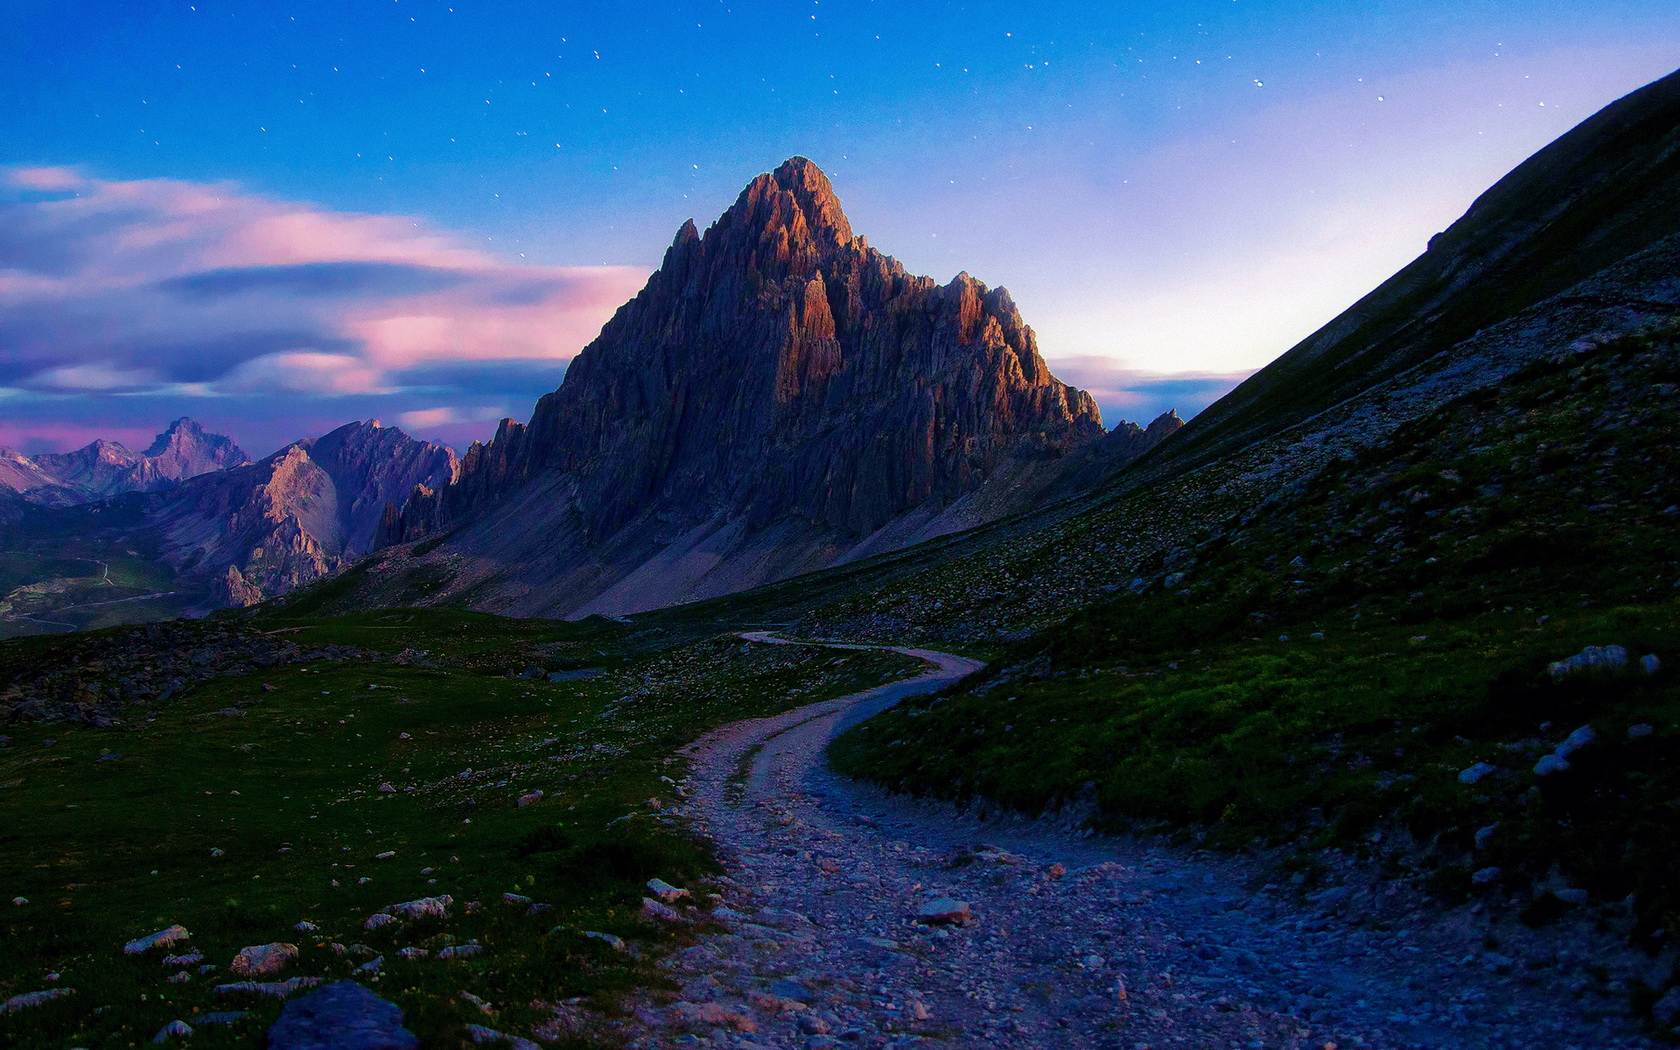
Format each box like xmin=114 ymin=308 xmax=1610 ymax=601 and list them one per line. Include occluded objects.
xmin=612 ymin=636 xmax=1662 ymax=1050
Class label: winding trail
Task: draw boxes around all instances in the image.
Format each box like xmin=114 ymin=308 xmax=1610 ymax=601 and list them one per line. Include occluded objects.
xmin=617 ymin=635 xmax=1657 ymax=1050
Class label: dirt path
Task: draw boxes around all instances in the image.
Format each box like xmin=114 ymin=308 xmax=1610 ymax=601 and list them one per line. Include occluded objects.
xmin=612 ymin=636 xmax=1657 ymax=1050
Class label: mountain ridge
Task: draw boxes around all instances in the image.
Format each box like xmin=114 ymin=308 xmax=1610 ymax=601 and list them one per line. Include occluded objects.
xmin=363 ymin=157 xmax=1167 ymax=618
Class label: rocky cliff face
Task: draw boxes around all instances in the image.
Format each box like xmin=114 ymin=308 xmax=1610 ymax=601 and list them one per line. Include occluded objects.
xmin=5 ymin=419 xmax=248 ymax=504
xmin=155 ymin=420 xmax=456 ymax=606
xmin=373 ymin=157 xmax=1134 ymax=617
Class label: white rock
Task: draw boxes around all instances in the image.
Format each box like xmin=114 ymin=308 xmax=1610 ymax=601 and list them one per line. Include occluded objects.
xmin=152 ymin=1020 xmax=192 ymax=1042
xmin=2 ymin=988 xmax=74 ymax=1012
xmin=914 ymin=898 xmax=972 ymax=925
xmin=646 ymin=878 xmax=689 ymax=902
xmin=125 ymin=925 xmax=191 ymax=954
xmin=230 ymin=942 xmax=297 ymax=977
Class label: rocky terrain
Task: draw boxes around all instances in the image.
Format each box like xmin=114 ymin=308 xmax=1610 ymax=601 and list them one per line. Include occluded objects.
xmin=602 ymin=636 xmax=1667 ymax=1050
xmin=0 ymin=419 xmax=247 ymax=506
xmin=352 ymin=158 xmax=1171 ymax=620
xmin=0 ymin=420 xmax=456 ymax=635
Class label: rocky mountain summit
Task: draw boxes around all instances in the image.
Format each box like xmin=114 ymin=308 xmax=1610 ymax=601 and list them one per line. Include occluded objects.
xmin=0 ymin=421 xmax=456 ymax=630
xmin=364 ymin=158 xmax=1161 ymax=618
xmin=0 ymin=419 xmax=247 ymax=506
xmin=154 ymin=420 xmax=459 ymax=607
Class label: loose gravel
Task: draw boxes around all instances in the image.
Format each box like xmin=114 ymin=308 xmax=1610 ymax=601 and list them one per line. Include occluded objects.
xmin=611 ymin=637 xmax=1660 ymax=1050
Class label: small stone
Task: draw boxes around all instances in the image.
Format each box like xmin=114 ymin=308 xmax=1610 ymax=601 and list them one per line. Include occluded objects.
xmin=517 ymin=790 xmax=544 ymax=807
xmin=771 ymin=978 xmax=813 ymax=1002
xmin=231 ymin=942 xmax=297 ymax=977
xmin=267 ymin=980 xmax=418 ymax=1050
xmin=356 ymin=956 xmax=383 ymax=973
xmin=1555 ymin=888 xmax=1590 ymax=905
xmin=125 ymin=925 xmax=191 ymax=954
xmin=294 ymin=921 xmax=318 ymax=933
xmin=1457 ymin=762 xmax=1499 ymax=784
xmin=152 ymin=1020 xmax=192 ymax=1042
xmin=1639 ymin=654 xmax=1662 ymax=676
xmin=214 ymin=977 xmax=321 ymax=999
xmin=438 ymin=943 xmax=483 ymax=960
xmin=640 ymin=897 xmax=681 ymax=923
xmin=2 ymin=988 xmax=74 ymax=1012
xmin=466 ymin=1023 xmax=541 ymax=1050
xmin=396 ymin=947 xmax=429 ymax=960
xmin=375 ymin=851 xmax=396 ymax=860
xmin=646 ymin=878 xmax=689 ymax=902
xmin=584 ymin=930 xmax=626 ymax=951
xmin=1554 ymin=724 xmax=1597 ymax=758
xmin=1629 ymin=723 xmax=1655 ymax=739
xmin=364 ymin=913 xmax=398 ymax=931
xmin=377 ymin=782 xmax=396 ymax=793
xmin=384 ymin=895 xmax=452 ymax=920
xmin=1533 ymin=754 xmax=1570 ymax=776
xmin=1652 ymin=987 xmax=1680 ymax=1028
xmin=1473 ymin=824 xmax=1499 ymax=850
xmin=502 ymin=893 xmax=533 ymax=906
xmin=1471 ymin=866 xmax=1502 ymax=886
xmin=10 ymin=896 xmax=25 ymax=906
xmin=162 ymin=952 xmax=203 ymax=967
xmin=1547 ymin=645 xmax=1628 ymax=679
xmin=914 ymin=898 xmax=972 ymax=925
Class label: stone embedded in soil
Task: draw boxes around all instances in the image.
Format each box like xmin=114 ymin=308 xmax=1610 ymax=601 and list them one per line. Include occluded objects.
xmin=466 ymin=1023 xmax=541 ymax=1050
xmin=914 ymin=897 xmax=973 ymax=925
xmin=640 ymin=897 xmax=682 ymax=923
xmin=215 ymin=977 xmax=321 ymax=999
xmin=438 ymin=943 xmax=482 ymax=960
xmin=152 ymin=1020 xmax=192 ymax=1042
xmin=124 ymin=924 xmax=191 ymax=954
xmin=2 ymin=988 xmax=74 ymax=1013
xmin=267 ymin=980 xmax=419 ymax=1050
xmin=382 ymin=894 xmax=451 ymax=920
xmin=646 ymin=877 xmax=688 ymax=902
xmin=231 ymin=941 xmax=298 ymax=977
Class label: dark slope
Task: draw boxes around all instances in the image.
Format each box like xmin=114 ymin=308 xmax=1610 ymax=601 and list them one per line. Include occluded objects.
xmin=1155 ymin=66 xmax=1680 ymax=474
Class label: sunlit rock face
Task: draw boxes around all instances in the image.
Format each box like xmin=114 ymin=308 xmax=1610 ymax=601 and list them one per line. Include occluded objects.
xmin=376 ymin=157 xmax=1161 ymax=618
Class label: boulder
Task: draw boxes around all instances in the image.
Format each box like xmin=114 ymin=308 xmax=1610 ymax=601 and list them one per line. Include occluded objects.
xmin=914 ymin=898 xmax=973 ymax=925
xmin=266 ymin=980 xmax=419 ymax=1050
xmin=231 ymin=942 xmax=298 ymax=977
xmin=124 ymin=925 xmax=191 ymax=954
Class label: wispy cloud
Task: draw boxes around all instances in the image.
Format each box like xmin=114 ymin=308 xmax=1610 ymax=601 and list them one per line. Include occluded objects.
xmin=0 ymin=166 xmax=649 ymax=454
xmin=1044 ymin=356 xmax=1254 ymax=428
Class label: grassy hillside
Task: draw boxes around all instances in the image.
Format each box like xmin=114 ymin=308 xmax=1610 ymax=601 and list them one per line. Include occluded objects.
xmin=0 ymin=610 xmax=919 ymax=1048
xmin=833 ymin=329 xmax=1680 ymax=957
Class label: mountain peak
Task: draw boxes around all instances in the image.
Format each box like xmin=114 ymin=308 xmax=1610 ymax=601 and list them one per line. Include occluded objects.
xmin=145 ymin=417 xmax=207 ymax=456
xmin=718 ymin=156 xmax=854 ymax=259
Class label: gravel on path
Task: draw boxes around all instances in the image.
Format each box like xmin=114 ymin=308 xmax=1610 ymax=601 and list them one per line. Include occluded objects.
xmin=610 ymin=635 xmax=1659 ymax=1050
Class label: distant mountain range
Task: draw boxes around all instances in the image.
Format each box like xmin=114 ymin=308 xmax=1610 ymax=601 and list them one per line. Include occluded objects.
xmin=29 ymin=57 xmax=1678 ymax=634
xmin=0 ymin=420 xmax=455 ymax=635
xmin=0 ymin=419 xmax=247 ymax=507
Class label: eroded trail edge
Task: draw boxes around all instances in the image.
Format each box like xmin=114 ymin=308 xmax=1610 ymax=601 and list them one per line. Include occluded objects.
xmin=613 ymin=634 xmax=1654 ymax=1050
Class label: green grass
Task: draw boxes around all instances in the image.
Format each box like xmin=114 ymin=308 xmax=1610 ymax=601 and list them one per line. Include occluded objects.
xmin=0 ymin=613 xmax=921 ymax=1048
xmin=833 ymin=331 xmax=1680 ymax=956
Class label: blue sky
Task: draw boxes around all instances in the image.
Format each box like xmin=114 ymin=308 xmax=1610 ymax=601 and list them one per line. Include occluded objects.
xmin=3 ymin=1 xmax=1679 ymax=455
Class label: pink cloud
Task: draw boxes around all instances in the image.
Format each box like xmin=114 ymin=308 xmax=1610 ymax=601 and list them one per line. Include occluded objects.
xmin=0 ymin=165 xmax=654 ymax=453
xmin=350 ymin=266 xmax=647 ymax=368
